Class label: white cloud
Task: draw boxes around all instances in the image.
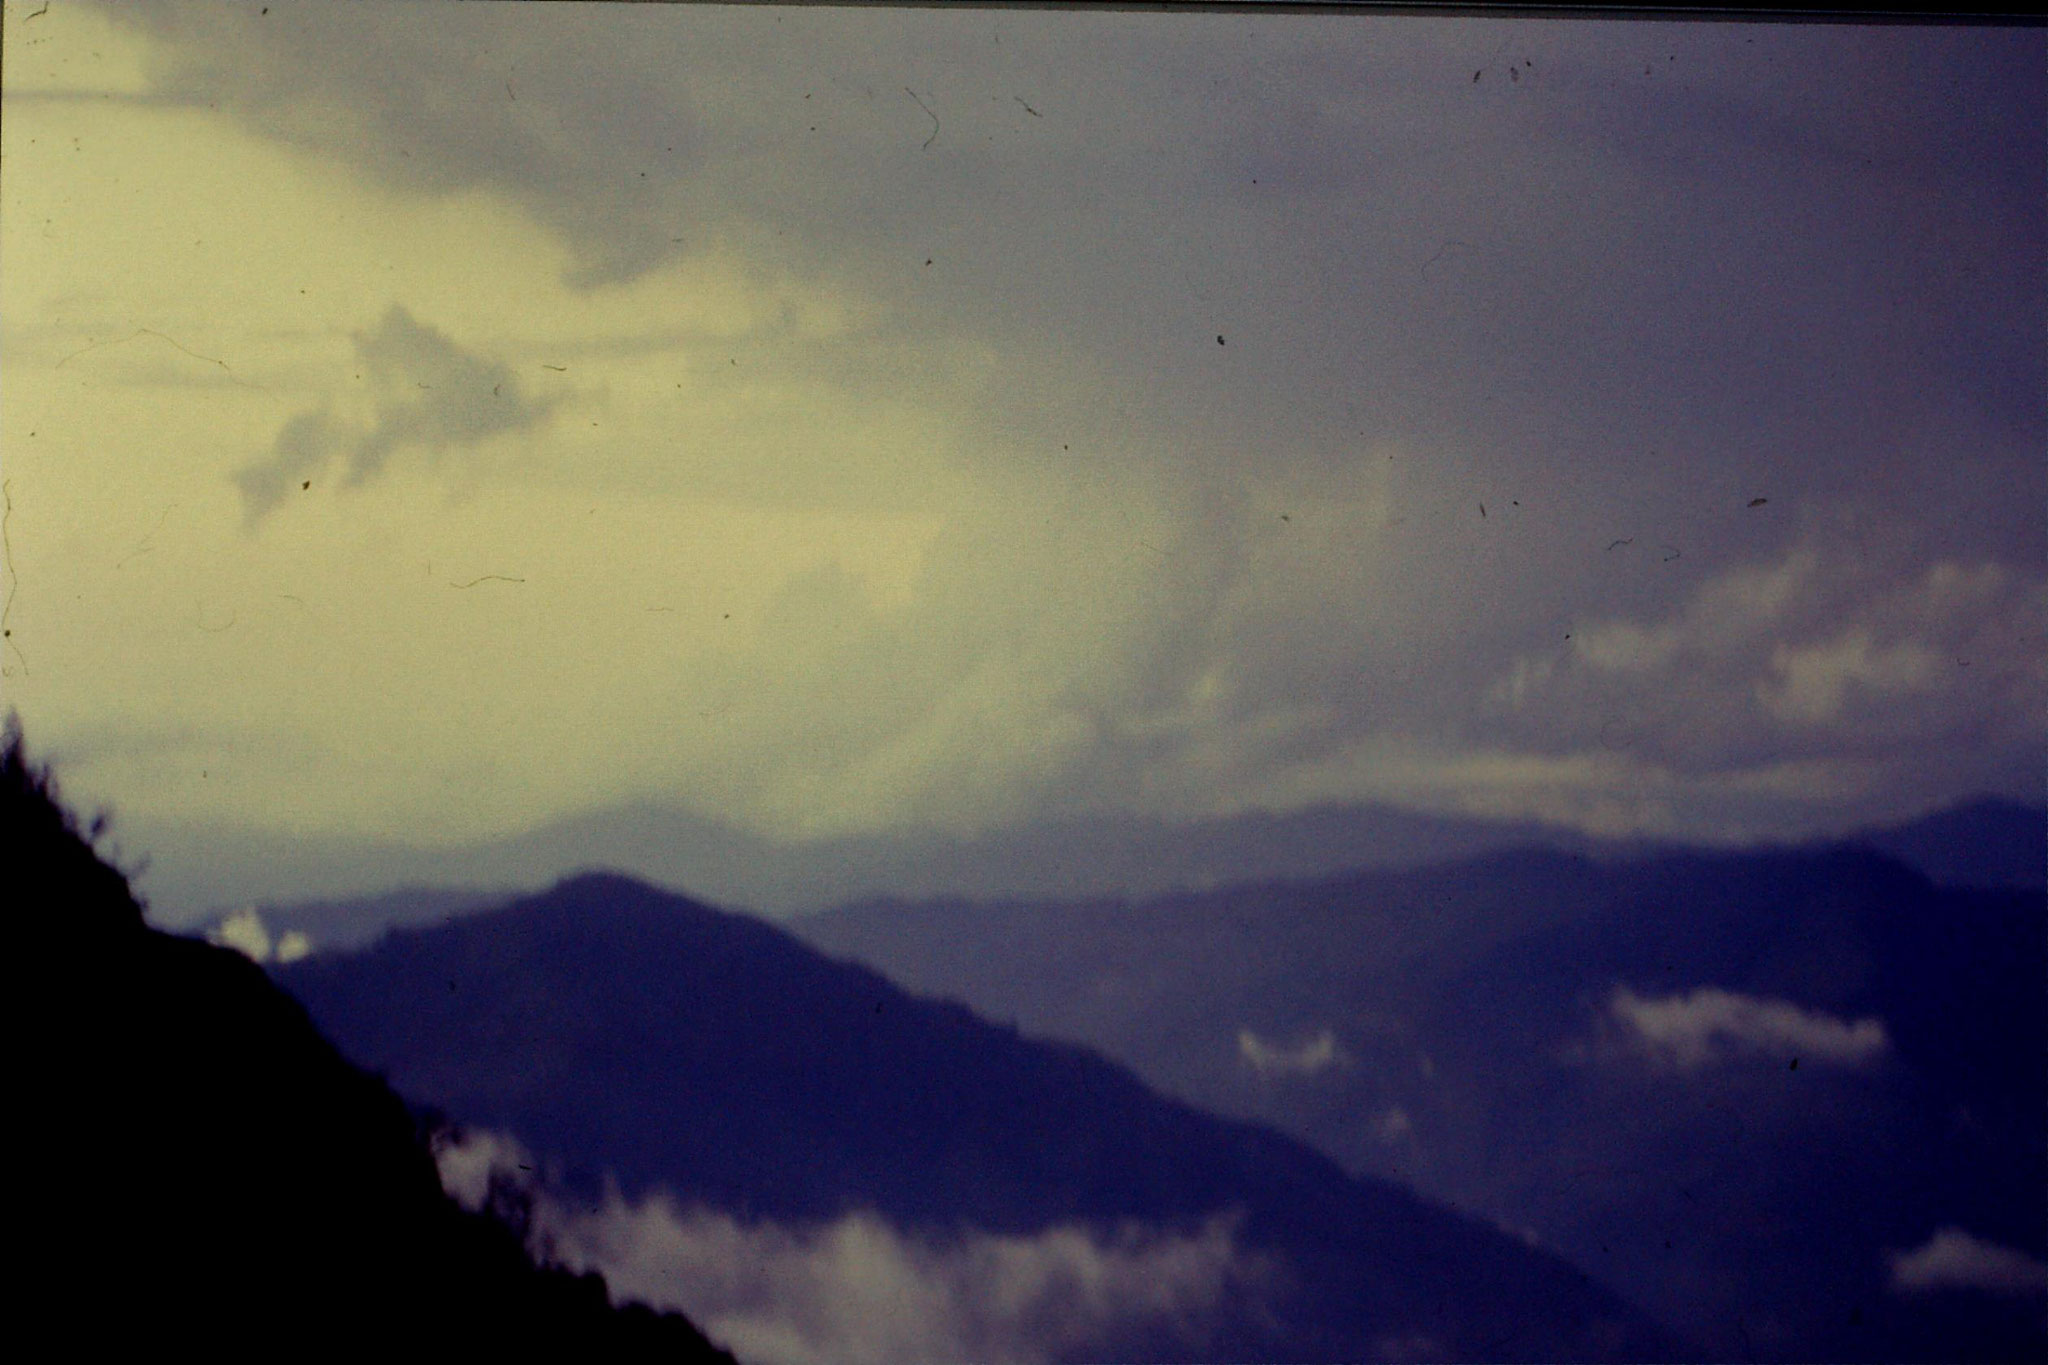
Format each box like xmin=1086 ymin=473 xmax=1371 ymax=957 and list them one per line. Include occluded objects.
xmin=433 ymin=1127 xmax=530 ymax=1213
xmin=206 ymin=907 xmax=274 ymax=962
xmin=434 ymin=1129 xmax=1271 ymax=1365
xmin=1758 ymin=628 xmax=1942 ymax=726
xmin=1572 ymin=621 xmax=1685 ymax=676
xmin=1474 ymin=545 xmax=2048 ymax=833
xmin=1609 ymin=986 xmax=1888 ymax=1070
xmin=1238 ymin=1027 xmax=1345 ymax=1078
xmin=203 ymin=906 xmax=310 ymax=963
xmin=1890 ymin=1228 xmax=2048 ymax=1296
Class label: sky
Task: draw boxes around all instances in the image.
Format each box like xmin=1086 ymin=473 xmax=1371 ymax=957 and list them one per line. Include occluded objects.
xmin=3 ymin=2 xmax=2043 ymax=898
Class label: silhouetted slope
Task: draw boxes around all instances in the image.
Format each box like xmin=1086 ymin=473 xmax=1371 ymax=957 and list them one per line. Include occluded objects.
xmin=6 ymin=728 xmax=734 ymax=1358
xmin=278 ymin=871 xmax=1683 ymax=1362
xmin=800 ymin=847 xmax=2048 ymax=1363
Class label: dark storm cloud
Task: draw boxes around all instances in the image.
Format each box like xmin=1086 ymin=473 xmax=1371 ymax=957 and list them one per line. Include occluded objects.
xmin=122 ymin=9 xmax=2047 ymax=536
xmin=124 ymin=5 xmax=2047 ymax=828
xmin=236 ymin=305 xmax=552 ymax=525
xmin=114 ymin=3 xmax=706 ymax=283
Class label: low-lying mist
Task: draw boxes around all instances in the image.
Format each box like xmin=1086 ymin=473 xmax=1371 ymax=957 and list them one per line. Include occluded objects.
xmin=437 ymin=1129 xmax=1275 ymax=1365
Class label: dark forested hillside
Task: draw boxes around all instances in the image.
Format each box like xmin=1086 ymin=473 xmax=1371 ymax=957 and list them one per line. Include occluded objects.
xmin=7 ymin=725 xmax=734 ymax=1357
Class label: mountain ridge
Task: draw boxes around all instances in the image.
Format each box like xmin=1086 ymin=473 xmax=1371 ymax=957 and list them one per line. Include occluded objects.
xmin=183 ymin=792 xmax=2043 ymax=962
xmin=276 ymin=868 xmax=1686 ymax=1363
xmin=795 ymin=841 xmax=2048 ymax=1363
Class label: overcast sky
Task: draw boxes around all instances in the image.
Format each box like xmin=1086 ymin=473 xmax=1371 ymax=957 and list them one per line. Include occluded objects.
xmin=4 ymin=2 xmax=2042 ymax=865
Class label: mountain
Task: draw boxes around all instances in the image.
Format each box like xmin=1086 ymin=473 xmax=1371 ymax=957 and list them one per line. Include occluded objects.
xmin=160 ymin=792 xmax=2039 ymax=949
xmin=1848 ymin=796 xmax=2046 ymax=890
xmin=135 ymin=797 xmax=1604 ymax=927
xmin=275 ymin=871 xmax=1684 ymax=1363
xmin=798 ymin=848 xmax=2048 ymax=1363
xmin=6 ymin=728 xmax=734 ymax=1358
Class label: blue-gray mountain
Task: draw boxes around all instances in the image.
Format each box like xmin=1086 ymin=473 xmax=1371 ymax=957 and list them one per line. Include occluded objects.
xmin=277 ymin=871 xmax=1685 ymax=1363
xmin=797 ymin=846 xmax=2047 ymax=1363
xmin=182 ymin=793 xmax=2043 ymax=954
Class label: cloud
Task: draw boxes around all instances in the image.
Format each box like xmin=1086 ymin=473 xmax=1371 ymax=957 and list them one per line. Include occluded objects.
xmin=233 ymin=410 xmax=351 ymax=525
xmin=1890 ymin=1228 xmax=2048 ymax=1296
xmin=1471 ymin=544 xmax=2048 ymax=832
xmin=1609 ymin=986 xmax=1888 ymax=1070
xmin=203 ymin=906 xmax=309 ymax=963
xmin=235 ymin=305 xmax=552 ymax=525
xmin=20 ymin=7 xmax=2042 ymax=861
xmin=434 ymin=1127 xmax=532 ymax=1213
xmin=1238 ymin=1027 xmax=1346 ymax=1078
xmin=569 ymin=1199 xmax=1263 ymax=1365
xmin=435 ymin=1129 xmax=1272 ymax=1365
xmin=206 ymin=907 xmax=272 ymax=961
xmin=1759 ymin=628 xmax=1943 ymax=727
xmin=110 ymin=3 xmax=711 ymax=285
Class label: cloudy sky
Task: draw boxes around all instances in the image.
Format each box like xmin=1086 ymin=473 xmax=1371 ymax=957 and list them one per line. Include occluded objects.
xmin=4 ymin=3 xmax=2042 ymax=878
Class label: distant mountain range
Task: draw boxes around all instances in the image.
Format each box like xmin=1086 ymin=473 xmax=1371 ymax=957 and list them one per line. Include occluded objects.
xmin=275 ymin=872 xmax=1685 ymax=1363
xmin=139 ymin=794 xmax=1613 ymax=925
xmin=179 ymin=794 xmax=2044 ymax=955
xmin=6 ymin=731 xmax=733 ymax=1357
xmin=162 ymin=785 xmax=2040 ymax=1358
xmin=798 ymin=845 xmax=2048 ymax=1363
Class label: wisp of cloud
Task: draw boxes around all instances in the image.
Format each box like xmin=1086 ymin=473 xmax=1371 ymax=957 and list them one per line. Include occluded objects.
xmin=435 ymin=1128 xmax=1271 ymax=1365
xmin=1890 ymin=1228 xmax=2048 ymax=1297
xmin=1609 ymin=985 xmax=1888 ymax=1070
xmin=236 ymin=305 xmax=553 ymax=526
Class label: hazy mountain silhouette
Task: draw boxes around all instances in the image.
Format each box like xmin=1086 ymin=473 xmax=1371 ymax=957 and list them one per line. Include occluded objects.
xmin=799 ymin=847 xmax=2048 ymax=1362
xmin=6 ymin=724 xmax=734 ymax=1358
xmin=1847 ymin=796 xmax=2045 ymax=890
xmin=166 ymin=791 xmax=2040 ymax=950
xmin=137 ymin=797 xmax=1601 ymax=928
xmin=275 ymin=871 xmax=1684 ymax=1362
